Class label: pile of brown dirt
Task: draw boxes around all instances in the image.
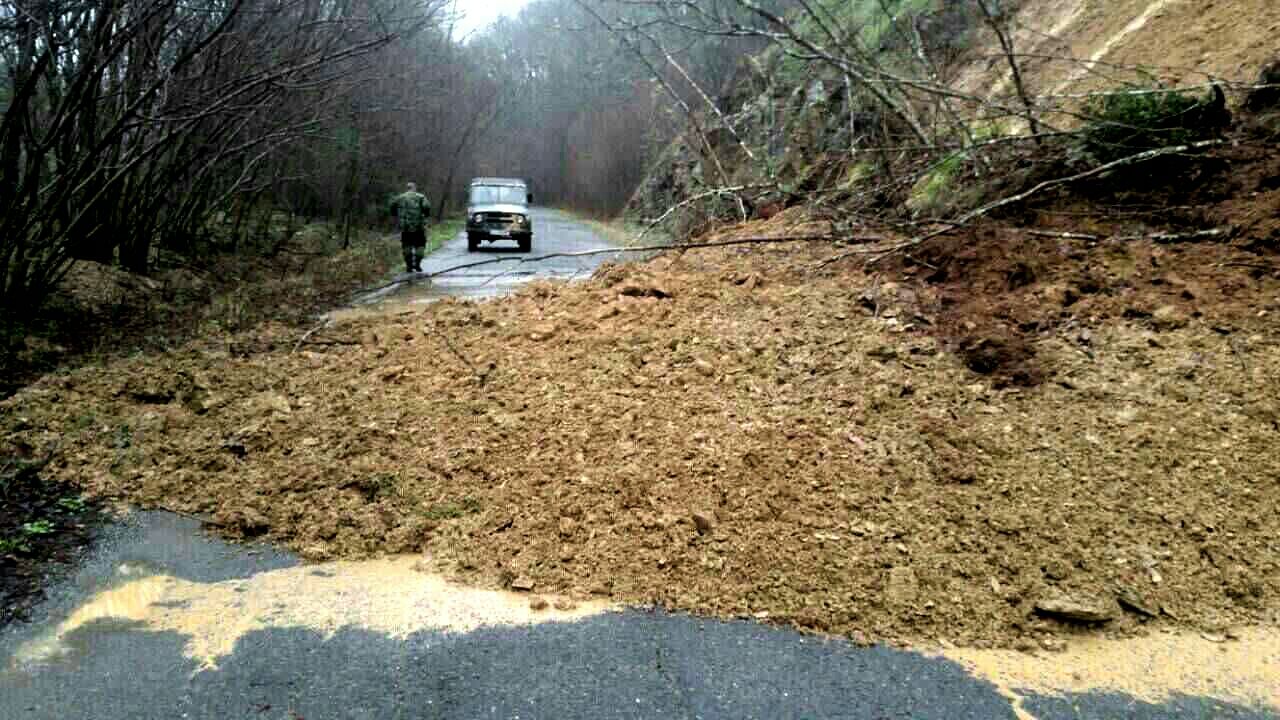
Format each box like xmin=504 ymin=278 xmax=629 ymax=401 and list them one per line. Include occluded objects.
xmin=4 ymin=219 xmax=1278 ymax=649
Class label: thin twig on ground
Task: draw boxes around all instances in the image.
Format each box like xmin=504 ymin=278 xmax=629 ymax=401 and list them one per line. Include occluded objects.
xmin=293 ymin=318 xmax=334 ymax=354
xmin=1025 ymin=227 xmax=1233 ymax=243
xmin=427 ymin=234 xmax=876 ymax=281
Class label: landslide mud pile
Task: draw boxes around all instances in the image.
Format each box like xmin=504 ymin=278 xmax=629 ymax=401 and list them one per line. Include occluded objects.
xmin=4 ymin=233 xmax=1278 ymax=649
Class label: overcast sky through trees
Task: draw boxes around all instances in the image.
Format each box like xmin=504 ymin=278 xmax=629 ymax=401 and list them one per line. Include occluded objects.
xmin=453 ymin=0 xmax=533 ymax=37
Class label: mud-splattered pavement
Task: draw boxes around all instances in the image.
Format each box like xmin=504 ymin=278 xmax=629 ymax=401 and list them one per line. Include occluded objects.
xmin=0 ymin=511 xmax=1275 ymax=720
xmin=333 ymin=207 xmax=639 ymax=317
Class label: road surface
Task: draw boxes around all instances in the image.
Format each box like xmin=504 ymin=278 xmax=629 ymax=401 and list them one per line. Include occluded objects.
xmin=344 ymin=207 xmax=638 ymax=311
xmin=0 ymin=512 xmax=1274 ymax=720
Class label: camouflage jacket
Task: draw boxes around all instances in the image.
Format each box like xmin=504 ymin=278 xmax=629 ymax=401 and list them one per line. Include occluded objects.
xmin=389 ymin=191 xmax=430 ymax=232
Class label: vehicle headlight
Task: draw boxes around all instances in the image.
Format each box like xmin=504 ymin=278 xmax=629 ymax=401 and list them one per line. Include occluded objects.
xmin=515 ymin=214 xmax=526 ymax=224
xmin=473 ymin=214 xmax=484 ymax=223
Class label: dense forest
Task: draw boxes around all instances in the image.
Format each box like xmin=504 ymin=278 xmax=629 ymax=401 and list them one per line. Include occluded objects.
xmin=0 ymin=0 xmax=800 ymax=310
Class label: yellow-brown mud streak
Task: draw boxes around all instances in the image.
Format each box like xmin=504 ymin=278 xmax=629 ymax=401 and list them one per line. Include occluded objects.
xmin=11 ymin=558 xmax=611 ymax=671
xmin=940 ymin=629 xmax=1280 ymax=711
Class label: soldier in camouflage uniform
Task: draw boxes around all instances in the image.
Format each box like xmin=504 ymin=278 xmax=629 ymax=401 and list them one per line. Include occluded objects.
xmin=389 ymin=182 xmax=431 ymax=272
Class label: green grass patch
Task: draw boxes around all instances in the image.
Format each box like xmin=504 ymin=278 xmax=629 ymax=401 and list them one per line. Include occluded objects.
xmin=428 ymin=218 xmax=464 ymax=253
xmin=907 ymin=152 xmax=965 ymax=215
xmin=0 ymin=519 xmax=57 ymax=555
xmin=1078 ymin=86 xmax=1223 ymax=164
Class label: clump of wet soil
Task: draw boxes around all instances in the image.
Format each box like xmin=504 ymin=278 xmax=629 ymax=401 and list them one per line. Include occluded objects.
xmin=4 ymin=213 xmax=1278 ymax=649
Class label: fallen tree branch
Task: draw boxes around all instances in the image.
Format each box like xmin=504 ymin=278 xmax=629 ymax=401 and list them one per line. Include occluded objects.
xmin=638 ymin=185 xmax=766 ymax=241
xmin=1026 ymin=227 xmax=1234 ymax=244
xmin=820 ymin=139 xmax=1229 ymax=268
xmin=346 ymin=265 xmax=431 ymax=300
xmin=292 ymin=318 xmax=334 ymax=354
xmin=427 ymin=234 xmax=876 ymax=281
xmin=1121 ymin=227 xmax=1233 ymax=243
xmin=1025 ymin=230 xmax=1101 ymax=241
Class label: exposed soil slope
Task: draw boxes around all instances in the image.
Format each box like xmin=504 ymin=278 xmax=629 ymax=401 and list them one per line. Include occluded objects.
xmin=4 ymin=159 xmax=1278 ymax=648
xmin=956 ymin=0 xmax=1280 ymax=95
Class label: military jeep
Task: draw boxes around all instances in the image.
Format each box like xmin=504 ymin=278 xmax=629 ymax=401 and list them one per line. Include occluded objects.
xmin=466 ymin=177 xmax=533 ymax=252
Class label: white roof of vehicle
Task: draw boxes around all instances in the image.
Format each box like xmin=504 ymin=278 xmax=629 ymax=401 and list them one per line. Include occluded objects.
xmin=470 ymin=177 xmax=527 ymax=187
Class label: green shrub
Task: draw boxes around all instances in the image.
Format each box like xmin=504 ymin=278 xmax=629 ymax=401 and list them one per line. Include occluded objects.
xmin=907 ymin=152 xmax=965 ymax=216
xmin=1078 ymin=87 xmax=1223 ymax=163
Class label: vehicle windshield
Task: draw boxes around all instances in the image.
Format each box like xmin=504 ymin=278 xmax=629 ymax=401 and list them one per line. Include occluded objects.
xmin=469 ymin=185 xmax=526 ymax=205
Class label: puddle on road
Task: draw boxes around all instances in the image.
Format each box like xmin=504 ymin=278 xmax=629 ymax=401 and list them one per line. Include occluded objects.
xmin=9 ymin=557 xmax=612 ymax=672
xmin=936 ymin=629 xmax=1280 ymax=714
xmin=328 ymin=271 xmax=552 ymax=323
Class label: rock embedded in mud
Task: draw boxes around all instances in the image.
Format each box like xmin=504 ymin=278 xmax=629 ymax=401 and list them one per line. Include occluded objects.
xmin=1115 ymin=587 xmax=1159 ymax=618
xmin=1039 ymin=636 xmax=1068 ymax=652
xmin=1013 ymin=636 xmax=1039 ymax=654
xmin=1034 ymin=593 xmax=1116 ymax=623
xmin=300 ymin=544 xmax=332 ymax=562
xmin=529 ymin=596 xmax=549 ymax=611
xmin=377 ymin=365 xmax=407 ymax=382
xmin=511 ymin=576 xmax=535 ymax=592
xmin=617 ymin=277 xmax=673 ymax=299
xmin=240 ymin=508 xmax=271 ymax=534
xmin=691 ymin=510 xmax=716 ymax=535
xmin=1152 ymin=304 xmax=1190 ymax=330
xmin=528 ymin=323 xmax=557 ymax=342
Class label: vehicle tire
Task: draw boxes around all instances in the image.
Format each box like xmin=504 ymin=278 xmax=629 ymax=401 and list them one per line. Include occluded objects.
xmin=467 ymin=233 xmax=480 ymax=252
xmin=517 ymin=235 xmax=532 ymax=253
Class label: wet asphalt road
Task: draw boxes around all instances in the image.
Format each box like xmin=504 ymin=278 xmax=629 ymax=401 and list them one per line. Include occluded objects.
xmin=351 ymin=207 xmax=638 ymax=307
xmin=2 ymin=209 xmax=1277 ymax=719
xmin=1 ymin=512 xmax=1275 ymax=720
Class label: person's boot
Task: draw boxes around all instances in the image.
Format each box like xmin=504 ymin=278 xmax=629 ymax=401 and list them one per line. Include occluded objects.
xmin=413 ymin=247 xmax=423 ymax=272
xmin=402 ymin=247 xmax=414 ymax=273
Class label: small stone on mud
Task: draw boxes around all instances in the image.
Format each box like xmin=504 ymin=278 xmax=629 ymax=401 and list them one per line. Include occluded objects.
xmin=377 ymin=365 xmax=407 ymax=382
xmin=553 ymin=598 xmax=578 ymax=611
xmin=693 ymin=359 xmax=715 ymax=377
xmin=618 ymin=277 xmax=672 ymax=299
xmin=1034 ymin=593 xmax=1115 ymax=623
xmin=529 ymin=596 xmax=549 ymax=611
xmin=511 ymin=576 xmax=535 ymax=592
xmin=300 ymin=544 xmax=332 ymax=561
xmin=1039 ymin=636 xmax=1068 ymax=652
xmin=529 ymin=324 xmax=557 ymax=342
xmin=1116 ymin=587 xmax=1159 ymax=617
xmin=1152 ymin=305 xmax=1189 ymax=330
xmin=692 ymin=510 xmax=716 ymax=534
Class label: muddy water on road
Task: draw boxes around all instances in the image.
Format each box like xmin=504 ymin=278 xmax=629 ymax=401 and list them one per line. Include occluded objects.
xmin=9 ymin=556 xmax=612 ymax=673
xmin=940 ymin=630 xmax=1280 ymax=717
